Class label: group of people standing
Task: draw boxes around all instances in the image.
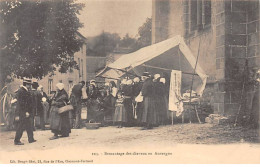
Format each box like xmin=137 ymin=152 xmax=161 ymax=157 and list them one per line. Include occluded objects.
xmin=14 ymin=79 xmax=50 ymax=145
xmin=13 ymin=79 xmax=73 ymax=145
xmin=13 ymin=72 xmax=169 ymax=145
xmin=111 ymin=72 xmax=169 ymax=130
xmin=63 ymin=71 xmax=170 ymax=131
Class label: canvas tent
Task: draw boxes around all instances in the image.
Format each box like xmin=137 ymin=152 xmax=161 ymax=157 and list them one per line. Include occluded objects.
xmin=96 ymin=35 xmax=208 ymax=96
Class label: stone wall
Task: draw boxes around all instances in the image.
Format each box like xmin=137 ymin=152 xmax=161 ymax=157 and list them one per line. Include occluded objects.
xmin=246 ymin=0 xmax=260 ymax=116
xmin=152 ymin=0 xmax=170 ymax=43
xmin=214 ymin=0 xmax=259 ymax=118
xmin=152 ymin=0 xmax=260 ymax=118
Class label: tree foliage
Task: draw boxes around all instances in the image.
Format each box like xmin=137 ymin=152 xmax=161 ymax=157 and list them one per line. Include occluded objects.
xmin=137 ymin=17 xmax=152 ymax=48
xmin=86 ymin=17 xmax=152 ymax=57
xmin=86 ymin=32 xmax=121 ymax=57
xmin=119 ymin=33 xmax=138 ymax=52
xmin=0 ymin=0 xmax=84 ymax=86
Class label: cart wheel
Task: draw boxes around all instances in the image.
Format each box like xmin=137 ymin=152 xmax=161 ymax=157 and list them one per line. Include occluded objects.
xmin=1 ymin=93 xmax=12 ymax=125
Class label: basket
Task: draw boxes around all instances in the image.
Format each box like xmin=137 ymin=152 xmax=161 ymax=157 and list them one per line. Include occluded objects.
xmin=85 ymin=120 xmax=101 ymax=129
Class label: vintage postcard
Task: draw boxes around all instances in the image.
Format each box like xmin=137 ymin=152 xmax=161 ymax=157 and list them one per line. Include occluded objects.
xmin=0 ymin=0 xmax=260 ymax=164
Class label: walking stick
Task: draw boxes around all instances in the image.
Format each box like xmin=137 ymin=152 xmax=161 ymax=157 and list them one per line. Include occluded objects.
xmin=189 ymin=37 xmax=202 ymax=124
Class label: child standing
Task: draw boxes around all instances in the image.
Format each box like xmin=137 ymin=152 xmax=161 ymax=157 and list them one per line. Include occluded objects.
xmin=113 ymin=91 xmax=127 ymax=128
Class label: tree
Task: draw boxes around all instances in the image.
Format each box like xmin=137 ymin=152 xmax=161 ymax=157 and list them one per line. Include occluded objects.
xmin=0 ymin=0 xmax=84 ymax=88
xmin=137 ymin=17 xmax=152 ymax=48
xmin=86 ymin=32 xmax=121 ymax=57
xmin=118 ymin=33 xmax=142 ymax=52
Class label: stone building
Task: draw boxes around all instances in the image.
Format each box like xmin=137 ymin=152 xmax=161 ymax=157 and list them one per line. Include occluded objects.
xmin=152 ymin=0 xmax=260 ymax=119
xmin=86 ymin=56 xmax=106 ymax=82
xmin=39 ymin=32 xmax=87 ymax=95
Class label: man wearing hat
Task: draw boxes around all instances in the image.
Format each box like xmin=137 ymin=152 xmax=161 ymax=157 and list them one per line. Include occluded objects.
xmin=14 ymin=78 xmax=36 ymax=145
xmin=30 ymin=81 xmax=44 ymax=130
xmin=70 ymin=81 xmax=85 ymax=129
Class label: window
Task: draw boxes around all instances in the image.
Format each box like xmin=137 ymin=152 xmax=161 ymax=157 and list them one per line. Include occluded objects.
xmin=204 ymin=0 xmax=211 ymax=26
xmin=78 ymin=58 xmax=81 ymax=77
xmin=48 ymin=79 xmax=53 ymax=95
xmin=188 ymin=0 xmax=211 ymax=33
xmin=190 ymin=0 xmax=198 ymax=31
xmin=81 ymin=59 xmax=84 ymax=78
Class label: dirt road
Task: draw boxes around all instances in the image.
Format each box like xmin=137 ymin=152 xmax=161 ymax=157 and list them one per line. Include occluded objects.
xmin=0 ymin=123 xmax=260 ymax=164
xmin=0 ymin=123 xmax=259 ymax=151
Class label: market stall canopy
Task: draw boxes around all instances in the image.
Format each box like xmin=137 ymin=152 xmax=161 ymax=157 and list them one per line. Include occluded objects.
xmin=96 ymin=35 xmax=208 ymax=96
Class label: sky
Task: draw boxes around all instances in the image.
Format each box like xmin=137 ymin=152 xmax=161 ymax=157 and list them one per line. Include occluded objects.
xmin=76 ymin=0 xmax=152 ymax=38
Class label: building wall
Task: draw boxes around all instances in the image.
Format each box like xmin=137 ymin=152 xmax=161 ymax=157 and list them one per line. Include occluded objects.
xmin=152 ymin=0 xmax=260 ymax=118
xmin=214 ymin=0 xmax=260 ymax=118
xmin=86 ymin=56 xmax=106 ymax=82
xmin=152 ymin=0 xmax=216 ymax=79
xmin=39 ymin=36 xmax=87 ymax=95
xmin=152 ymin=0 xmax=170 ymax=43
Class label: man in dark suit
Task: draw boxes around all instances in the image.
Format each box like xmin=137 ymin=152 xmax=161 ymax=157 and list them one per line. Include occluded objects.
xmin=31 ymin=82 xmax=44 ymax=130
xmin=70 ymin=81 xmax=85 ymax=129
xmin=14 ymin=79 xmax=36 ymax=145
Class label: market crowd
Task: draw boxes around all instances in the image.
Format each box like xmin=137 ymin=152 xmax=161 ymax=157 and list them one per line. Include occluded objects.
xmin=83 ymin=72 xmax=170 ymax=130
xmin=12 ymin=72 xmax=170 ymax=145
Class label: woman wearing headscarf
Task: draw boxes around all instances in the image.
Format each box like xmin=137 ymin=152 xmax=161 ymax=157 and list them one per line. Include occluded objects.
xmin=37 ymin=85 xmax=50 ymax=129
xmin=122 ymin=79 xmax=134 ymax=126
xmin=133 ymin=77 xmax=143 ymax=124
xmin=156 ymin=77 xmax=168 ymax=125
xmin=86 ymin=83 xmax=101 ymax=122
xmin=140 ymin=72 xmax=158 ymax=129
xmin=109 ymin=81 xmax=118 ymax=107
xmin=49 ymin=83 xmax=71 ymax=140
xmin=153 ymin=74 xmax=162 ymax=125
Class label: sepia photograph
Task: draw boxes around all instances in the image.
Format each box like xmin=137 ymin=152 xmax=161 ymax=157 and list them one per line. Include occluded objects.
xmin=0 ymin=0 xmax=260 ymax=164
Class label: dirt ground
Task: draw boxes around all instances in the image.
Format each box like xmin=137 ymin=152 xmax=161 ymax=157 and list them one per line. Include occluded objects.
xmin=0 ymin=123 xmax=259 ymax=152
xmin=1 ymin=123 xmax=260 ymax=164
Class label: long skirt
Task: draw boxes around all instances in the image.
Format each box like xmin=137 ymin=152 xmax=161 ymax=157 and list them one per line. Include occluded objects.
xmin=42 ymin=102 xmax=49 ymax=124
xmin=156 ymin=96 xmax=168 ymax=125
xmin=50 ymin=106 xmax=71 ymax=136
xmin=87 ymin=99 xmax=100 ymax=121
xmin=124 ymin=98 xmax=134 ymax=125
xmin=113 ymin=104 xmax=127 ymax=122
xmin=136 ymin=102 xmax=144 ymax=123
xmin=141 ymin=97 xmax=158 ymax=125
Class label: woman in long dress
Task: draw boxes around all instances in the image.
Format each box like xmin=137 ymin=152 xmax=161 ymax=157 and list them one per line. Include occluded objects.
xmin=49 ymin=83 xmax=71 ymax=140
xmin=133 ymin=77 xmax=143 ymax=125
xmin=113 ymin=91 xmax=127 ymax=128
xmin=122 ymin=80 xmax=134 ymax=126
xmin=141 ymin=72 xmax=158 ymax=129
xmin=156 ymin=78 xmax=168 ymax=125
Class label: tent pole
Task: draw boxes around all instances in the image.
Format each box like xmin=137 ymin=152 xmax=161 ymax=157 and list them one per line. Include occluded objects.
xmin=234 ymin=58 xmax=248 ymax=127
xmin=115 ymin=68 xmax=139 ymax=77
xmin=95 ymin=76 xmax=120 ymax=80
xmin=141 ymin=64 xmax=199 ymax=76
xmin=189 ymin=37 xmax=202 ymax=124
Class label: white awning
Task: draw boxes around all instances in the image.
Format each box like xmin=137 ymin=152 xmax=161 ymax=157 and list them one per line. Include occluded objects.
xmin=96 ymin=35 xmax=208 ymax=95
